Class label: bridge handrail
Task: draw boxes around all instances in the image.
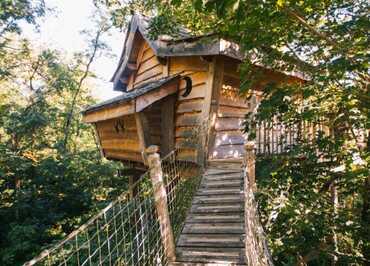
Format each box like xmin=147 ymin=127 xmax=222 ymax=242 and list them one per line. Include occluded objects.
xmin=244 ymin=141 xmax=274 ymax=266
xmin=24 ymin=147 xmax=200 ymax=266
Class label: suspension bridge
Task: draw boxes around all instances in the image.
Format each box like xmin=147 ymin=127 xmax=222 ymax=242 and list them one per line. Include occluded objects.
xmin=24 ymin=143 xmax=272 ymax=266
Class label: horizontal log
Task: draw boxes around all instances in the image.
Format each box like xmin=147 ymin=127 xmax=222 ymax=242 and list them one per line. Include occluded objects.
xmin=83 ymin=102 xmax=135 ymax=123
xmin=176 ymin=138 xmax=199 ymax=149
xmin=179 ymin=71 xmax=208 ymax=88
xmin=214 ymin=132 xmax=245 ymax=146
xmin=176 ymin=113 xmax=202 ymax=127
xmin=219 ymin=95 xmax=249 ymax=108
xmin=179 ymin=83 xmax=206 ymax=101
xmin=140 ymin=46 xmax=155 ymax=62
xmin=176 ymin=99 xmax=203 ymax=114
xmin=104 ymin=149 xmax=143 ymax=162
xmin=214 ymin=117 xmax=243 ymax=131
xmin=96 ymin=115 xmax=136 ymax=131
xmin=137 ymin=56 xmax=161 ymax=75
xmin=209 ymin=144 xmax=244 ymax=159
xmin=175 ymin=126 xmax=198 ymax=138
xmin=100 ymin=138 xmax=141 ymax=152
xmin=134 ymin=64 xmax=163 ymax=85
xmin=97 ymin=130 xmax=138 ymax=140
xmin=217 ymin=105 xmax=248 ymax=118
xmin=170 ymin=56 xmax=209 ymax=73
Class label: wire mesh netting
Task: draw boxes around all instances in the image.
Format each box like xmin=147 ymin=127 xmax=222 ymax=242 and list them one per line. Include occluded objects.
xmin=24 ymin=149 xmax=201 ymax=266
xmin=161 ymin=150 xmax=202 ymax=240
xmin=243 ymin=167 xmax=274 ymax=266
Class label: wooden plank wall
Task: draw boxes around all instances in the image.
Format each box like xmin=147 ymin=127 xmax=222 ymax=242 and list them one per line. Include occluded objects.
xmin=128 ymin=42 xmax=164 ymax=90
xmin=209 ymin=73 xmax=249 ymax=160
xmin=143 ymin=104 xmax=162 ymax=147
xmin=95 ymin=115 xmax=143 ymax=162
xmin=170 ymin=56 xmax=209 ymax=162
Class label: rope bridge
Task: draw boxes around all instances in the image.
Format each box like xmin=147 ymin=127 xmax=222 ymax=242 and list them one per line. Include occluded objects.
xmin=25 ymin=144 xmax=273 ymax=266
xmin=24 ymin=148 xmax=201 ymax=266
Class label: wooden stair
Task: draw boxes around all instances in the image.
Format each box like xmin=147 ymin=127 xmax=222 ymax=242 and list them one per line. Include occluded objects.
xmin=173 ymin=167 xmax=246 ymax=265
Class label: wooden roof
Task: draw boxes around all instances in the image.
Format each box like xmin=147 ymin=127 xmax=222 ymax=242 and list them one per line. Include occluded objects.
xmin=83 ymin=75 xmax=180 ymax=123
xmin=111 ymin=14 xmax=244 ymax=91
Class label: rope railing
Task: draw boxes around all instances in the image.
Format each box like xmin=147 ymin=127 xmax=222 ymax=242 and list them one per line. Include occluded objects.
xmin=161 ymin=149 xmax=202 ymax=240
xmin=23 ymin=147 xmax=201 ymax=266
xmin=244 ymin=142 xmax=274 ymax=266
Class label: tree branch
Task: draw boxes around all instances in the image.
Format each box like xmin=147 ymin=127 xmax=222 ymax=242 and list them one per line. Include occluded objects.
xmin=62 ymin=26 xmax=105 ymax=151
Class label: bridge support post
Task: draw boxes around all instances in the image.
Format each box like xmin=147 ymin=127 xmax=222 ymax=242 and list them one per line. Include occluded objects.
xmin=146 ymin=145 xmax=176 ymax=262
xmin=245 ymin=141 xmax=256 ymax=192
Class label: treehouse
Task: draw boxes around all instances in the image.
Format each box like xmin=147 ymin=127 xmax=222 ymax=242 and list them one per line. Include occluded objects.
xmin=82 ymin=14 xmax=303 ymax=168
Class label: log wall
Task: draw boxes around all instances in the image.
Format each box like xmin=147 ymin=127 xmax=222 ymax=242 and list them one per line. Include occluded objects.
xmin=170 ymin=56 xmax=209 ymax=162
xmin=95 ymin=115 xmax=143 ymax=162
xmin=128 ymin=42 xmax=165 ymax=90
xmin=209 ymin=74 xmax=250 ymax=160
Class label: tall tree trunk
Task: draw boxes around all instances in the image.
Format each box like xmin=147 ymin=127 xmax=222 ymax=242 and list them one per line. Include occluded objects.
xmin=331 ymin=182 xmax=338 ymax=265
xmin=361 ymin=132 xmax=370 ymax=260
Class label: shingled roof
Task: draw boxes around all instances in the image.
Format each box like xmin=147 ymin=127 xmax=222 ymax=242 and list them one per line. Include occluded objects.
xmin=111 ymin=14 xmax=243 ymax=91
xmin=84 ymin=75 xmax=180 ymax=114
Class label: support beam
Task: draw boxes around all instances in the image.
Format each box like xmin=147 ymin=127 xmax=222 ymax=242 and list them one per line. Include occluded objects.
xmin=146 ymin=145 xmax=176 ymax=262
xmin=135 ymin=112 xmax=151 ymax=164
xmin=244 ymin=141 xmax=256 ymax=191
xmin=161 ymin=95 xmax=176 ymax=155
xmin=201 ymin=57 xmax=224 ymax=165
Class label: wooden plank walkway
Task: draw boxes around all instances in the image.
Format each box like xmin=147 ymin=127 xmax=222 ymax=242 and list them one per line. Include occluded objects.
xmin=172 ymin=165 xmax=246 ymax=265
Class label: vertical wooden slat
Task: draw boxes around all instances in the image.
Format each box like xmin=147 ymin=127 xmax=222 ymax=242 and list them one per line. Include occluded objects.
xmin=161 ymin=95 xmax=176 ymax=155
xmin=202 ymin=56 xmax=224 ymax=164
xmin=135 ymin=112 xmax=151 ymax=164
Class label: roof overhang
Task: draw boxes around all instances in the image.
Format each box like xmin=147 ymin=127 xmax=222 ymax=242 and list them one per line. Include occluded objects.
xmin=111 ymin=14 xmax=308 ymax=92
xmin=111 ymin=14 xmax=245 ymax=92
xmin=83 ymin=75 xmax=180 ymax=123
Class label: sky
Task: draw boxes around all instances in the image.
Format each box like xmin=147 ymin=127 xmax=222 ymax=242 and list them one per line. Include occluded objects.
xmin=22 ymin=0 xmax=123 ymax=100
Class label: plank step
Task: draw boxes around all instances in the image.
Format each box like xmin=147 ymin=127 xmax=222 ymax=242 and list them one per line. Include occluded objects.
xmin=203 ymin=174 xmax=242 ymax=181
xmin=192 ymin=195 xmax=243 ymax=204
xmin=170 ymin=262 xmax=245 ymax=266
xmin=200 ymin=180 xmax=242 ymax=188
xmin=176 ymin=247 xmax=245 ymax=264
xmin=177 ymin=234 xmax=245 ymax=248
xmin=191 ymin=204 xmax=243 ymax=213
xmin=185 ymin=213 xmax=244 ymax=223
xmin=196 ymin=188 xmax=242 ymax=196
xmin=182 ymin=223 xmax=244 ymax=234
xmin=204 ymin=170 xmax=242 ymax=176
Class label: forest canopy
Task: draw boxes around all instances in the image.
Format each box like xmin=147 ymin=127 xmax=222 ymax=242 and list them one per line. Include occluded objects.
xmin=100 ymin=0 xmax=370 ymax=264
xmin=0 ymin=1 xmax=125 ymax=265
xmin=1 ymin=0 xmax=369 ymax=265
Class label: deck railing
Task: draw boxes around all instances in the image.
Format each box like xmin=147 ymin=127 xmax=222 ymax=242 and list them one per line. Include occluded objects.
xmin=255 ymin=120 xmax=328 ymax=155
xmin=24 ymin=147 xmax=201 ymax=266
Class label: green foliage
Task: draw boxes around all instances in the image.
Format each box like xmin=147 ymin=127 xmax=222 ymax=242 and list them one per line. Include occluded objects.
xmin=101 ymin=0 xmax=370 ymax=264
xmin=0 ymin=52 xmax=125 ymax=264
xmin=0 ymin=3 xmax=126 ymax=265
xmin=0 ymin=0 xmax=45 ymax=35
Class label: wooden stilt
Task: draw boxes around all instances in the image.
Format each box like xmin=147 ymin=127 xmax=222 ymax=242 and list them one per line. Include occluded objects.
xmin=244 ymin=141 xmax=256 ymax=192
xmin=146 ymin=145 xmax=176 ymax=262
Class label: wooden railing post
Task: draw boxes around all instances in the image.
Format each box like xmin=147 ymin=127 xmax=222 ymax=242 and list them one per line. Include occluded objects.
xmin=146 ymin=145 xmax=176 ymax=262
xmin=245 ymin=141 xmax=256 ymax=192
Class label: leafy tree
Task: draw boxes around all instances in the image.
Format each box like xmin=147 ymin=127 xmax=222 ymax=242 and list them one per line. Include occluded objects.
xmin=102 ymin=0 xmax=369 ymax=264
xmin=0 ymin=3 xmax=127 ymax=265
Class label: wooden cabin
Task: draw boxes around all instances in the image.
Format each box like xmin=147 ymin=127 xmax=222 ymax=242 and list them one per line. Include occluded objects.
xmin=82 ymin=14 xmax=303 ymax=168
